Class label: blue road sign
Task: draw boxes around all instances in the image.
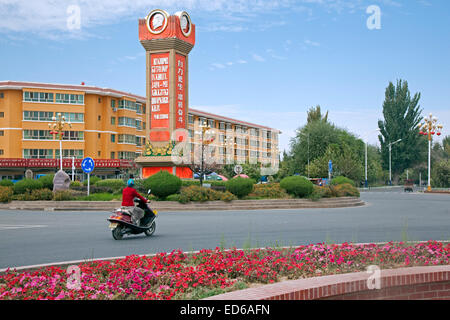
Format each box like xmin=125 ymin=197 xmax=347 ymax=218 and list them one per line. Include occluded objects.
xmin=81 ymin=157 xmax=95 ymax=174
xmin=328 ymin=160 xmax=333 ymax=173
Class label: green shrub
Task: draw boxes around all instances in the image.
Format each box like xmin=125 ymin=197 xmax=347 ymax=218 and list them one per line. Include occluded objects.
xmin=0 ymin=179 xmax=14 ymax=187
xmin=225 ymin=177 xmax=255 ymax=199
xmin=95 ymin=179 xmax=125 ymax=191
xmin=166 ymin=194 xmax=181 ymax=202
xmin=0 ymin=186 xmax=13 ymax=203
xmin=333 ymin=183 xmax=360 ymax=197
xmin=220 ymin=191 xmax=237 ymax=202
xmin=280 ymin=176 xmax=314 ymax=198
xmin=181 ymin=180 xmax=201 ymax=187
xmin=31 ymin=188 xmax=53 ymax=200
xmin=13 ymin=179 xmax=43 ymax=195
xmin=37 ymin=174 xmax=54 ymax=190
xmin=83 ymin=176 xmax=101 ymax=186
xmin=76 ymin=193 xmax=121 ymax=201
xmin=250 ymin=183 xmax=290 ymax=199
xmin=53 ymin=190 xmax=73 ymax=201
xmin=70 ymin=181 xmax=82 ymax=188
xmin=143 ymin=171 xmax=182 ymax=199
xmin=331 ymin=176 xmax=355 ymax=186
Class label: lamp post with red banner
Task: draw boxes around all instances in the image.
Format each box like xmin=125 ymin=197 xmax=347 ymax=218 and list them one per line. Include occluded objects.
xmin=418 ymin=113 xmax=443 ymax=192
xmin=48 ymin=113 xmax=72 ymax=171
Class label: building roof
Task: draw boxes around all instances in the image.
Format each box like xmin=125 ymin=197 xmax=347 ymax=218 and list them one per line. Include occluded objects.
xmin=0 ymin=80 xmax=280 ymax=133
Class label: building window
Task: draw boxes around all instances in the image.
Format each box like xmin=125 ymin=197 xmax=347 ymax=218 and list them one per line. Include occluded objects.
xmin=98 ymin=98 xmax=102 ymax=103
xmin=23 ymin=91 xmax=54 ymax=103
xmin=188 ymin=115 xmax=194 ymax=124
xmin=118 ymin=117 xmax=136 ymax=128
xmin=98 ymin=133 xmax=101 ymax=139
xmin=118 ymin=134 xmax=136 ymax=144
xmin=0 ymin=130 xmax=3 ymax=136
xmin=111 ymin=134 xmax=115 ymax=143
xmin=98 ymin=151 xmax=101 ymax=157
xmin=55 ymin=149 xmax=83 ymax=159
xmin=118 ymin=99 xmax=137 ymax=111
xmin=55 ymin=93 xmax=84 ymax=104
xmin=23 ymin=149 xmax=54 ymax=159
xmin=118 ymin=151 xmax=136 ymax=160
xmin=98 ymin=115 xmax=101 ymax=121
xmin=0 ymin=112 xmax=4 ymax=118
xmin=0 ymin=92 xmax=4 ymax=98
xmin=111 ymin=99 xmax=116 ymax=109
xmin=0 ymin=150 xmax=3 ymax=155
xmin=110 ymin=152 xmax=115 ymax=159
xmin=111 ymin=117 xmax=116 ymax=125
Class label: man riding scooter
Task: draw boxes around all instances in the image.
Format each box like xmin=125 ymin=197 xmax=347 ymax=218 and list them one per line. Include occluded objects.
xmin=122 ymin=179 xmax=149 ymax=226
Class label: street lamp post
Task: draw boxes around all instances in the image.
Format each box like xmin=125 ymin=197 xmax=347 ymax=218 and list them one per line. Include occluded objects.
xmin=388 ymin=139 xmax=402 ymax=186
xmin=363 ymin=129 xmax=380 ymax=188
xmin=418 ymin=113 xmax=443 ymax=192
xmin=48 ymin=113 xmax=72 ymax=171
xmin=196 ymin=123 xmax=215 ymax=186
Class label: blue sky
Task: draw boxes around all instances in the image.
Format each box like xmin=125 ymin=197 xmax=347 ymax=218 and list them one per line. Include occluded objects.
xmin=0 ymin=0 xmax=449 ymax=153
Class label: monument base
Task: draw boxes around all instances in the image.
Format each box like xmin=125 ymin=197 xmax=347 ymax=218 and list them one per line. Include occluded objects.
xmin=135 ymin=156 xmax=193 ymax=179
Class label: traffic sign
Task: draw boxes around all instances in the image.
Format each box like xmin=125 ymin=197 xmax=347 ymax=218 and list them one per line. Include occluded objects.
xmin=328 ymin=160 xmax=333 ymax=173
xmin=81 ymin=157 xmax=95 ymax=174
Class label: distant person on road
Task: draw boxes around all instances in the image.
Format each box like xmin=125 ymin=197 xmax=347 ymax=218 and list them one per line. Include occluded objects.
xmin=121 ymin=179 xmax=147 ymax=226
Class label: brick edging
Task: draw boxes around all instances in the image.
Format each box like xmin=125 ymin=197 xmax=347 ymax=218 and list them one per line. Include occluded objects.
xmin=204 ymin=265 xmax=450 ymax=300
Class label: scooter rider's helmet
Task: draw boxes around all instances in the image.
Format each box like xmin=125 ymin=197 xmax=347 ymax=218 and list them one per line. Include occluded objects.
xmin=127 ymin=179 xmax=135 ymax=187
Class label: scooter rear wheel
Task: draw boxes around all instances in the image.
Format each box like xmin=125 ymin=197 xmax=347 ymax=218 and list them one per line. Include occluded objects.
xmin=112 ymin=225 xmax=124 ymax=240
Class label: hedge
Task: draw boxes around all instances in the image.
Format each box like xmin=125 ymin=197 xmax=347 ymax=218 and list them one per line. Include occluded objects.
xmin=225 ymin=177 xmax=255 ymax=199
xmin=280 ymin=176 xmax=314 ymax=198
xmin=331 ymin=176 xmax=355 ymax=186
xmin=0 ymin=186 xmax=13 ymax=203
xmin=143 ymin=171 xmax=182 ymax=199
xmin=0 ymin=180 xmax=14 ymax=187
xmin=13 ymin=179 xmax=44 ymax=195
xmin=94 ymin=179 xmax=125 ymax=191
xmin=37 ymin=174 xmax=54 ymax=190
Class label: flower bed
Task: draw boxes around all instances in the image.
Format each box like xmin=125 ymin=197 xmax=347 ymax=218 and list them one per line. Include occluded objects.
xmin=0 ymin=241 xmax=449 ymax=300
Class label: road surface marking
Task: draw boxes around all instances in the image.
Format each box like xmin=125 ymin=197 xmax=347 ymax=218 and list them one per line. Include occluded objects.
xmin=0 ymin=224 xmax=47 ymax=230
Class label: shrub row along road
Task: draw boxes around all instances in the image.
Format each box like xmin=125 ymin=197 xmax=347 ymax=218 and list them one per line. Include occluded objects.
xmin=0 ymin=192 xmax=449 ymax=269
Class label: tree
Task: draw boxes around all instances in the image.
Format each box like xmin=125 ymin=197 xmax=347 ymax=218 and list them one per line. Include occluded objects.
xmin=307 ymin=105 xmax=328 ymax=124
xmin=378 ymin=80 xmax=427 ymax=182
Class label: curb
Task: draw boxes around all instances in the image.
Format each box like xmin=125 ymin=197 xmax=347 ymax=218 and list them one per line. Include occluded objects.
xmin=0 ymin=197 xmax=365 ymax=212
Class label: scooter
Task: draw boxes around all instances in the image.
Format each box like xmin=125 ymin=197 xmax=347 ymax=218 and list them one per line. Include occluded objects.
xmin=107 ymin=189 xmax=158 ymax=240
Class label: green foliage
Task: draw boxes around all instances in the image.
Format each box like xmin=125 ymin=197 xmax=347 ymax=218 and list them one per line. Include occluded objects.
xmin=143 ymin=170 xmax=182 ymax=199
xmin=179 ymin=185 xmax=237 ymax=203
xmin=37 ymin=174 xmax=54 ymax=190
xmin=31 ymin=188 xmax=53 ymax=200
xmin=0 ymin=186 xmax=13 ymax=203
xmin=0 ymin=179 xmax=14 ymax=187
xmin=225 ymin=177 xmax=255 ymax=198
xmin=249 ymin=183 xmax=290 ymax=199
xmin=94 ymin=179 xmax=125 ymax=191
xmin=286 ymin=119 xmax=365 ymax=182
xmin=220 ymin=163 xmax=262 ymax=182
xmin=83 ymin=176 xmax=101 ymax=186
xmin=307 ymin=105 xmax=328 ymax=124
xmin=333 ymin=183 xmax=360 ymax=197
xmin=76 ymin=193 xmax=122 ymax=201
xmin=432 ymin=160 xmax=450 ymax=188
xmin=13 ymin=179 xmax=43 ymax=195
xmin=279 ymin=176 xmax=314 ymax=198
xmin=53 ymin=190 xmax=73 ymax=201
xmin=378 ymin=79 xmax=427 ymax=180
xmin=181 ymin=180 xmax=201 ymax=187
xmin=331 ymin=176 xmax=355 ymax=186
xmin=70 ymin=181 xmax=82 ymax=188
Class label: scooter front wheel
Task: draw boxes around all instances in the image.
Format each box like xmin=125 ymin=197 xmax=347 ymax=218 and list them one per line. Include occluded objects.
xmin=144 ymin=221 xmax=156 ymax=237
xmin=112 ymin=225 xmax=124 ymax=240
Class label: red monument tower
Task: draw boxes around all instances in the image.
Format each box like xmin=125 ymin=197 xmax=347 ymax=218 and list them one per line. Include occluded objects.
xmin=136 ymin=9 xmax=195 ymax=178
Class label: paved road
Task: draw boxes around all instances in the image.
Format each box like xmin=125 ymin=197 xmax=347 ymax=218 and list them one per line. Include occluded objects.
xmin=0 ymin=192 xmax=449 ymax=269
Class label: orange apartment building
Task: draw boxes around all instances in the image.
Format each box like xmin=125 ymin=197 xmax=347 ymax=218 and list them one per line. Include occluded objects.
xmin=0 ymin=81 xmax=280 ymax=180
